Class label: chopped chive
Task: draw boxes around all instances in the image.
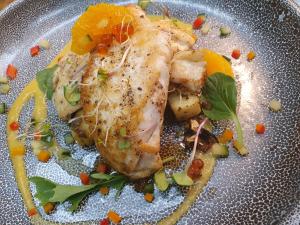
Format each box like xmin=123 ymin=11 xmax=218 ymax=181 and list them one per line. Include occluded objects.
xmin=97 ymin=69 xmax=108 ymax=82
xmin=118 ymin=139 xmax=130 ymax=150
xmin=64 ymin=133 xmax=75 ymax=145
xmin=119 ymin=127 xmax=127 ymax=137
xmin=0 ymin=84 xmax=10 ymax=94
xmin=0 ymin=102 xmax=7 ymax=114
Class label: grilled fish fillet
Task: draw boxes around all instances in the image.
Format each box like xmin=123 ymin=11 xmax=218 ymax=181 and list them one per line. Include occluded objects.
xmin=52 ymin=5 xmax=206 ymax=179
xmin=81 ymin=5 xmax=172 ymax=179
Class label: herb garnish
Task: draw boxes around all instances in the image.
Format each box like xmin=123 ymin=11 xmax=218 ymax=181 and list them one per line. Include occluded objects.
xmin=30 ymin=173 xmax=128 ymax=212
xmin=36 ymin=65 xmax=58 ymax=100
xmin=119 ymin=127 xmax=127 ymax=137
xmin=202 ymin=73 xmax=248 ymax=155
xmin=118 ymin=139 xmax=130 ymax=150
xmin=97 ymin=69 xmax=108 ymax=82
xmin=63 ymin=83 xmax=80 ymax=106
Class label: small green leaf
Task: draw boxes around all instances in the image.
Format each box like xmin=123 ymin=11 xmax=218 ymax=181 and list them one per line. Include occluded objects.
xmin=30 ymin=173 xmax=128 ymax=212
xmin=68 ymin=186 xmax=98 ymax=212
xmin=119 ymin=127 xmax=127 ymax=137
xmin=202 ymin=73 xmax=245 ymax=145
xmin=172 ymin=171 xmax=194 ymax=186
xmin=64 ymin=83 xmax=80 ymax=106
xmin=49 ymin=183 xmax=98 ymax=203
xmin=118 ymin=139 xmax=130 ymax=150
xmin=29 ymin=177 xmax=56 ymax=205
xmin=112 ymin=179 xmax=127 ymax=199
xmin=36 ymin=65 xmax=58 ymax=100
xmin=90 ymin=173 xmax=113 ymax=180
xmin=202 ymin=73 xmax=237 ymax=121
xmin=154 ymin=170 xmax=169 ymax=191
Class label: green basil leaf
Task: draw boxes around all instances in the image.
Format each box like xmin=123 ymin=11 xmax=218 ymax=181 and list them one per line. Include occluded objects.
xmin=29 ymin=176 xmax=56 ymax=205
xmin=30 ymin=173 xmax=128 ymax=212
xmin=49 ymin=183 xmax=98 ymax=203
xmin=118 ymin=139 xmax=130 ymax=150
xmin=202 ymin=72 xmax=245 ymax=147
xmin=68 ymin=186 xmax=98 ymax=212
xmin=202 ymin=73 xmax=237 ymax=120
xmin=36 ymin=65 xmax=58 ymax=100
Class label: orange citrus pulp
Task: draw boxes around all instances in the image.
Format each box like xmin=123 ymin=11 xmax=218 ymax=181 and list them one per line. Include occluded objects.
xmin=71 ymin=3 xmax=134 ymax=54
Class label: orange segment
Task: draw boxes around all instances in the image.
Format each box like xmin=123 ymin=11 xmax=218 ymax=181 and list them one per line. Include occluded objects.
xmin=202 ymin=49 xmax=234 ymax=77
xmin=71 ymin=3 xmax=134 ymax=54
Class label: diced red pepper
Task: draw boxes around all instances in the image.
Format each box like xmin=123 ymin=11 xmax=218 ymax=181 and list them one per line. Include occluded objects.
xmin=30 ymin=45 xmax=40 ymax=57
xmin=27 ymin=208 xmax=37 ymax=217
xmin=231 ymin=49 xmax=241 ymax=59
xmin=256 ymin=124 xmax=265 ymax=134
xmin=6 ymin=64 xmax=18 ymax=80
xmin=9 ymin=121 xmax=20 ymax=131
xmin=193 ymin=18 xmax=204 ymax=29
xmin=79 ymin=172 xmax=90 ymax=185
xmin=100 ymin=218 xmax=110 ymax=225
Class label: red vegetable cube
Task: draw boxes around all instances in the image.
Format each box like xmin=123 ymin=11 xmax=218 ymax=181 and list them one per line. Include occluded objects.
xmin=100 ymin=218 xmax=110 ymax=225
xmin=193 ymin=18 xmax=204 ymax=29
xmin=79 ymin=172 xmax=90 ymax=185
xmin=30 ymin=45 xmax=40 ymax=57
xmin=10 ymin=121 xmax=20 ymax=131
xmin=231 ymin=49 xmax=241 ymax=59
xmin=256 ymin=124 xmax=265 ymax=134
xmin=6 ymin=64 xmax=18 ymax=80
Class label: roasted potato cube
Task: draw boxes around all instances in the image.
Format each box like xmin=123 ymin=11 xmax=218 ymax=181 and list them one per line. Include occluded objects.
xmin=168 ymin=92 xmax=201 ymax=121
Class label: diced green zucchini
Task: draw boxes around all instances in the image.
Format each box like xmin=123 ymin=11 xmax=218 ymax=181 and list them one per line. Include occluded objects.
xmin=57 ymin=148 xmax=71 ymax=160
xmin=197 ymin=13 xmax=207 ymax=21
xmin=220 ymin=26 xmax=231 ymax=37
xmin=0 ymin=76 xmax=8 ymax=84
xmin=154 ymin=170 xmax=169 ymax=191
xmin=0 ymin=102 xmax=7 ymax=114
xmin=172 ymin=171 xmax=193 ymax=186
xmin=233 ymin=140 xmax=249 ymax=156
xmin=64 ymin=133 xmax=75 ymax=145
xmin=0 ymin=84 xmax=10 ymax=94
xmin=210 ymin=143 xmax=229 ymax=158
xmin=41 ymin=135 xmax=54 ymax=146
xmin=143 ymin=183 xmax=154 ymax=194
xmin=63 ymin=84 xmax=80 ymax=106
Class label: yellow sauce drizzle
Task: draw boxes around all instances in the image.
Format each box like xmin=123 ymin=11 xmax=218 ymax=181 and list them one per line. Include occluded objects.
xmin=6 ymin=42 xmax=71 ymax=218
